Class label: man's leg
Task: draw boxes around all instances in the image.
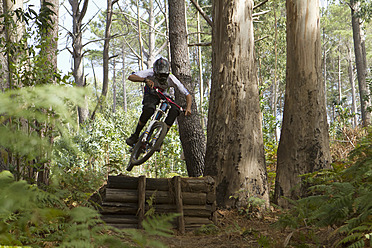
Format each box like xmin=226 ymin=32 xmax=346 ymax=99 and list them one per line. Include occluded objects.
xmin=126 ymin=95 xmax=158 ymax=146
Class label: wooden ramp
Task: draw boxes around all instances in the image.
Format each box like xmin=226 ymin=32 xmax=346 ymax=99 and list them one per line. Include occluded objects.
xmin=97 ymin=175 xmax=217 ymax=233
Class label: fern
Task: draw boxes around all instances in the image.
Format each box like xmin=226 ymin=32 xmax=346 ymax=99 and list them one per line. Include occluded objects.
xmin=124 ymin=214 xmax=178 ymax=248
xmin=276 ymin=128 xmax=372 ymax=247
xmin=0 ymin=171 xmax=128 ymax=247
xmin=0 ymin=85 xmax=86 ymax=160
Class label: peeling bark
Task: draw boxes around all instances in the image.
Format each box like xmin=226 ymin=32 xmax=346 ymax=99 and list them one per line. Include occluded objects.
xmin=274 ymin=0 xmax=331 ymax=208
xmin=205 ymin=0 xmax=269 ymax=209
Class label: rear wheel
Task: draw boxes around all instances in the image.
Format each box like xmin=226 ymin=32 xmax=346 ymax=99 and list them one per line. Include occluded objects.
xmin=126 ymin=121 xmax=167 ymax=170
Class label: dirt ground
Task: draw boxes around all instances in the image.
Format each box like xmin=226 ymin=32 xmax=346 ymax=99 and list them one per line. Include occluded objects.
xmin=156 ymin=209 xmax=337 ymax=248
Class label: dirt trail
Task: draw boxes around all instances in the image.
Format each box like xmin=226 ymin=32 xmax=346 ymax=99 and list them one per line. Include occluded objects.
xmin=158 ymin=210 xmax=334 ymax=248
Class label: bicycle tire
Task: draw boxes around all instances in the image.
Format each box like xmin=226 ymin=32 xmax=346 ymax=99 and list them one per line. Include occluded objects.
xmin=129 ymin=121 xmax=167 ymax=167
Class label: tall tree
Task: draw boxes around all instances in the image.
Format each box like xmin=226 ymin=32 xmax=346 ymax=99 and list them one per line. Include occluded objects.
xmin=168 ymin=0 xmax=206 ymax=177
xmin=204 ymin=0 xmax=269 ymax=208
xmin=69 ymin=0 xmax=89 ymax=124
xmin=1 ymin=0 xmax=23 ymax=90
xmin=349 ymin=0 xmax=370 ymax=127
xmin=0 ymin=0 xmax=8 ymax=92
xmin=40 ymin=0 xmax=59 ymax=73
xmin=274 ymin=0 xmax=331 ymax=207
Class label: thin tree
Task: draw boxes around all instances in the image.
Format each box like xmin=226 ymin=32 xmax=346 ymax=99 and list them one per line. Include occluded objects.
xmin=204 ymin=0 xmax=269 ymax=208
xmin=69 ymin=0 xmax=89 ymax=124
xmin=349 ymin=0 xmax=370 ymax=127
xmin=168 ymin=0 xmax=206 ymax=177
xmin=40 ymin=0 xmax=59 ymax=73
xmin=274 ymin=0 xmax=331 ymax=207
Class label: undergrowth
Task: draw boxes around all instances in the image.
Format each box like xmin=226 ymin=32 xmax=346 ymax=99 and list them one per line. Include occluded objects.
xmin=0 ymin=171 xmax=177 ymax=247
xmin=275 ymin=128 xmax=372 ymax=248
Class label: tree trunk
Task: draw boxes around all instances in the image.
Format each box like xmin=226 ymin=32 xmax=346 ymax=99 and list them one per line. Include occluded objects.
xmin=338 ymin=49 xmax=342 ymax=104
xmin=113 ymin=58 xmax=116 ymax=113
xmin=204 ymin=0 xmax=269 ymax=209
xmin=0 ymin=0 xmax=8 ymax=92
xmin=70 ymin=0 xmax=89 ymax=124
xmin=147 ymin=0 xmax=155 ymax=66
xmin=196 ymin=0 xmax=204 ymax=129
xmin=137 ymin=0 xmax=144 ymax=70
xmin=2 ymin=0 xmax=23 ymax=90
xmin=40 ymin=0 xmax=59 ymax=73
xmin=168 ymin=0 xmax=206 ymax=177
xmin=102 ymin=0 xmax=114 ymax=98
xmin=350 ymin=0 xmax=370 ymax=127
xmin=347 ymin=45 xmax=357 ymax=128
xmin=122 ymin=47 xmax=127 ymax=112
xmin=274 ymin=0 xmax=331 ymax=208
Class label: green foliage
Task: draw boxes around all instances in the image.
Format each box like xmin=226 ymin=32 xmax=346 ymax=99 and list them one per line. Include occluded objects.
xmin=0 ymin=85 xmax=85 ymax=161
xmin=124 ymin=214 xmax=178 ymax=248
xmin=0 ymin=171 xmax=178 ymax=247
xmin=276 ymin=128 xmax=372 ymax=247
xmin=0 ymin=171 xmax=122 ymax=247
xmin=193 ymin=224 xmax=219 ymax=236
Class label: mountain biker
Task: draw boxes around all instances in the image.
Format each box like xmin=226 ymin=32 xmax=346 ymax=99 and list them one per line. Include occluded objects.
xmin=126 ymin=57 xmax=192 ymax=146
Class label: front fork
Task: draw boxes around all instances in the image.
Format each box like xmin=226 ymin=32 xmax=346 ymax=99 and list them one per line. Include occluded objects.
xmin=140 ymin=99 xmax=169 ymax=144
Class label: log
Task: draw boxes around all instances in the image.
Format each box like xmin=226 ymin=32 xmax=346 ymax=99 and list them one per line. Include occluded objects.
xmin=105 ymin=188 xmax=207 ymax=205
xmin=184 ymin=217 xmax=213 ymax=225
xmin=180 ymin=176 xmax=215 ymax=193
xmin=100 ymin=202 xmax=138 ymax=215
xmin=108 ymin=223 xmax=138 ymax=229
xmin=108 ymin=176 xmax=170 ymax=191
xmin=108 ymin=176 xmax=215 ymax=193
xmin=105 ymin=189 xmax=138 ymax=203
xmin=174 ymin=176 xmax=185 ymax=234
xmin=138 ymin=175 xmax=146 ymax=228
xmin=101 ymin=215 xmax=138 ymax=224
xmin=108 ymin=175 xmax=138 ymax=189
xmin=144 ymin=204 xmax=212 ymax=217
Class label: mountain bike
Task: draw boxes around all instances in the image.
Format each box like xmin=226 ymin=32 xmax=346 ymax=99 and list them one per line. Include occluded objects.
xmin=126 ymin=88 xmax=183 ymax=172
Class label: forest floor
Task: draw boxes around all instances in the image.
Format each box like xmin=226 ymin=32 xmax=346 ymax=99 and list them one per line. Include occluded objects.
xmin=152 ymin=209 xmax=338 ymax=248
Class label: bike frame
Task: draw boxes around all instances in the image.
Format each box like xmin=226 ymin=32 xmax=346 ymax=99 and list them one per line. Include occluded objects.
xmin=140 ymin=88 xmax=183 ymax=144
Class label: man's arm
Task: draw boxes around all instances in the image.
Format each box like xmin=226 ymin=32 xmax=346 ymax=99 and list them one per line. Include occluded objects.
xmin=185 ymin=94 xmax=192 ymax=116
xmin=128 ymin=74 xmax=154 ymax=88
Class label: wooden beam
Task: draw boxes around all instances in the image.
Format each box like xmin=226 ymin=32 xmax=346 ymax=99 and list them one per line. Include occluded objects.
xmin=137 ymin=175 xmax=146 ymax=229
xmin=174 ymin=176 xmax=185 ymax=234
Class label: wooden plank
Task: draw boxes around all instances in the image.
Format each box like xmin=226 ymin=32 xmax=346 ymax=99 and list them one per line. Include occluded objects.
xmin=106 ymin=188 xmax=207 ymax=205
xmin=108 ymin=176 xmax=170 ymax=191
xmin=108 ymin=175 xmax=138 ymax=189
xmin=108 ymin=176 xmax=215 ymax=193
xmin=105 ymin=188 xmax=138 ymax=203
xmin=108 ymin=223 xmax=138 ymax=229
xmin=174 ymin=176 xmax=185 ymax=234
xmin=145 ymin=204 xmax=211 ymax=217
xmin=137 ymin=175 xmax=146 ymax=229
xmin=100 ymin=202 xmax=138 ymax=215
xmin=181 ymin=176 xmax=215 ymax=193
xmin=184 ymin=217 xmax=213 ymax=225
xmin=101 ymin=215 xmax=138 ymax=224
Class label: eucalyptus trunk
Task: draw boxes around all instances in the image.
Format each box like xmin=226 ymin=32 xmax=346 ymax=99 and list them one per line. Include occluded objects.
xmin=40 ymin=0 xmax=59 ymax=73
xmin=70 ymin=0 xmax=89 ymax=124
xmin=168 ymin=0 xmax=206 ymax=177
xmin=0 ymin=0 xmax=8 ymax=91
xmin=347 ymin=45 xmax=357 ymax=128
xmin=350 ymin=0 xmax=370 ymax=127
xmin=205 ymin=0 xmax=269 ymax=208
xmin=274 ymin=0 xmax=331 ymax=207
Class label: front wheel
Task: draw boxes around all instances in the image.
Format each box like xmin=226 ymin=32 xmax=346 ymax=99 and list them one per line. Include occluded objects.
xmin=127 ymin=122 xmax=167 ymax=170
